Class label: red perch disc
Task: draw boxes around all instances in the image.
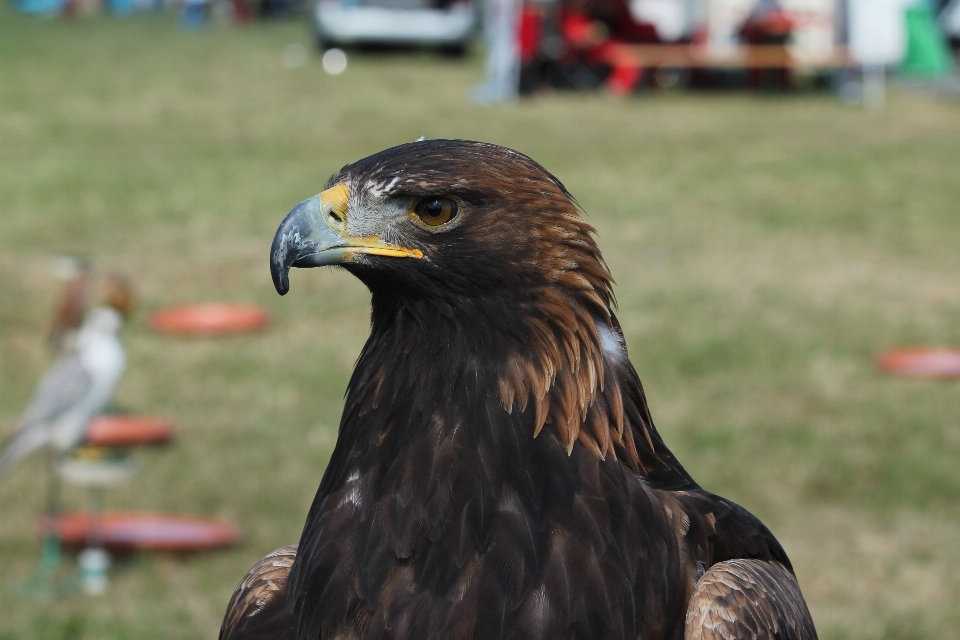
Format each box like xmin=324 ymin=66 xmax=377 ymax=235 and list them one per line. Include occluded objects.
xmin=85 ymin=415 xmax=175 ymax=448
xmin=877 ymin=348 xmax=960 ymax=379
xmin=47 ymin=512 xmax=240 ymax=553
xmin=148 ymin=303 xmax=270 ymax=336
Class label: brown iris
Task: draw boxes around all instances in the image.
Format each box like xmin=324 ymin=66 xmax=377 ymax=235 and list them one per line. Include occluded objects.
xmin=414 ymin=197 xmax=458 ymax=227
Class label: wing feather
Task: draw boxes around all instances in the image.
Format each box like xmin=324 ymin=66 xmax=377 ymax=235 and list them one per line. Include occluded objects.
xmin=19 ymin=352 xmax=92 ymax=428
xmin=1 ymin=353 xmax=93 ymax=477
xmin=220 ymin=545 xmax=297 ymax=640
xmin=684 ymin=559 xmax=817 ymax=640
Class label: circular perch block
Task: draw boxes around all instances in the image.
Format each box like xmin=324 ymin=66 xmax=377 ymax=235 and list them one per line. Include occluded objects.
xmin=86 ymin=415 xmax=176 ymax=448
xmin=877 ymin=348 xmax=960 ymax=379
xmin=57 ymin=456 xmax=139 ymax=487
xmin=46 ymin=512 xmax=241 ymax=553
xmin=148 ymin=303 xmax=270 ymax=336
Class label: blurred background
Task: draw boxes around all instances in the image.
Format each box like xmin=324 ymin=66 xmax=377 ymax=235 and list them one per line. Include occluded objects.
xmin=0 ymin=0 xmax=958 ymax=637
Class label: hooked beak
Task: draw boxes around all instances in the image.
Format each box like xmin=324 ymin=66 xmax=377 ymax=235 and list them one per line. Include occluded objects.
xmin=270 ymin=185 xmax=423 ymax=295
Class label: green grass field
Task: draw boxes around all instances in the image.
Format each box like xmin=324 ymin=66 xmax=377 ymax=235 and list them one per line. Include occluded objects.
xmin=1 ymin=9 xmax=959 ymax=639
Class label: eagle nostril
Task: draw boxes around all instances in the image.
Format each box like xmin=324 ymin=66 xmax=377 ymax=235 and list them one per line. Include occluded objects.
xmin=326 ymin=209 xmax=344 ymax=227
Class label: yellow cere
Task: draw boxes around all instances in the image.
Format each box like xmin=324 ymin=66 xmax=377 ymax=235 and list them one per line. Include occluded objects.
xmin=320 ymin=184 xmax=350 ymax=220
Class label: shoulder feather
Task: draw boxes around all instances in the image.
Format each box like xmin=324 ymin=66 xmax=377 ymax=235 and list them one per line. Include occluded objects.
xmin=220 ymin=545 xmax=297 ymax=640
xmin=684 ymin=559 xmax=817 ymax=640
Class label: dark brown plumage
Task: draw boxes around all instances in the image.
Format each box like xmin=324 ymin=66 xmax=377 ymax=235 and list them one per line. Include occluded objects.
xmin=224 ymin=139 xmax=817 ymax=639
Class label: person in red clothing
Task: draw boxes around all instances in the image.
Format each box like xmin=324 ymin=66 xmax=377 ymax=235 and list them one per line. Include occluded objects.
xmin=518 ymin=0 xmax=661 ymax=95
xmin=739 ymin=0 xmax=795 ymax=90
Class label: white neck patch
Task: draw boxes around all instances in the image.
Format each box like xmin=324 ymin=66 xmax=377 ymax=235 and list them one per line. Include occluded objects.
xmin=596 ymin=321 xmax=626 ymax=362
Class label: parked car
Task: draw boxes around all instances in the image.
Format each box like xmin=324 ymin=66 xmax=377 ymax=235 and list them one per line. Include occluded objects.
xmin=313 ymin=0 xmax=478 ymax=55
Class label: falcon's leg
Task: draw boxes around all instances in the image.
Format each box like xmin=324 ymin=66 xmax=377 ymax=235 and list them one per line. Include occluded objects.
xmin=684 ymin=559 xmax=818 ymax=640
xmin=45 ymin=452 xmax=63 ymax=516
xmin=37 ymin=453 xmax=63 ymax=579
xmin=220 ymin=545 xmax=297 ymax=640
xmin=9 ymin=456 xmax=63 ymax=595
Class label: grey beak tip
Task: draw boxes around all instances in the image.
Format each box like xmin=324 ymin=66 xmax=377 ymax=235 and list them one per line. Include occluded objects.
xmin=270 ymin=261 xmax=290 ymax=296
xmin=270 ymin=195 xmax=333 ymax=296
xmin=270 ymin=224 xmax=293 ymax=296
xmin=270 ymin=249 xmax=292 ymax=295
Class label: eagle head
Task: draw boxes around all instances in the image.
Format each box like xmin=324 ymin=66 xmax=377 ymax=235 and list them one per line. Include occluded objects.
xmin=270 ymin=139 xmax=662 ymax=468
xmin=271 ymin=139 xmax=613 ymax=314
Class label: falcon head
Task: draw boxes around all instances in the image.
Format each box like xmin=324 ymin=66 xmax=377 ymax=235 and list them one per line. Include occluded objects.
xmin=101 ymin=271 xmax=135 ymax=318
xmin=271 ymin=139 xmax=613 ymax=316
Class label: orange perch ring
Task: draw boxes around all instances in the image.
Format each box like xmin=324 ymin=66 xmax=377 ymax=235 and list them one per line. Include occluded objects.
xmin=877 ymin=348 xmax=960 ymax=379
xmin=85 ymin=415 xmax=175 ymax=448
xmin=148 ymin=303 xmax=270 ymax=336
xmin=46 ymin=512 xmax=241 ymax=553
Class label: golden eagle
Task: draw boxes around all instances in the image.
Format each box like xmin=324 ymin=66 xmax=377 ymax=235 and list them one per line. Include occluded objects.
xmin=221 ymin=140 xmax=817 ymax=640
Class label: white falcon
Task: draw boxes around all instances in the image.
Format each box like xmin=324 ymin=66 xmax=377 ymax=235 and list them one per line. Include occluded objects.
xmin=0 ymin=305 xmax=126 ymax=478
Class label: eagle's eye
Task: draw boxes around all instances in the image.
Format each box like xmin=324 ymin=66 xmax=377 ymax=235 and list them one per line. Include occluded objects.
xmin=413 ymin=197 xmax=458 ymax=227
